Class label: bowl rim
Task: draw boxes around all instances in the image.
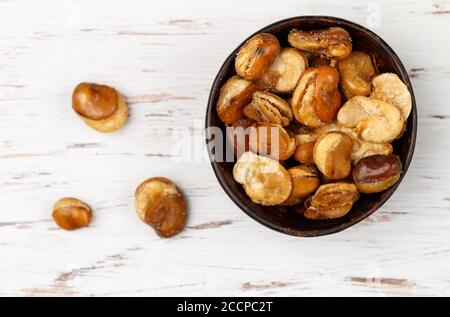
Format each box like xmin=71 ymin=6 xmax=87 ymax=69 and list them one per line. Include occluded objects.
xmin=205 ymin=15 xmax=417 ymax=237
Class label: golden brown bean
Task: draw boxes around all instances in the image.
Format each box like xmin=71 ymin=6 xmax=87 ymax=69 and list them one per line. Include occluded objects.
xmin=304 ymin=182 xmax=359 ymax=219
xmin=282 ymin=165 xmax=320 ymax=206
xmin=288 ymin=27 xmax=352 ymax=60
xmin=135 ymin=177 xmax=187 ymax=238
xmin=337 ymin=96 xmax=404 ymax=143
xmin=314 ymin=123 xmax=393 ymax=164
xmin=216 ymin=76 xmax=256 ymax=124
xmin=292 ymin=66 xmax=342 ymax=127
xmin=233 ymin=152 xmax=292 ymax=206
xmin=314 ymin=66 xmax=341 ymax=123
xmin=313 ymin=131 xmax=353 ymax=180
xmin=370 ymin=73 xmax=412 ymax=121
xmin=146 ymin=194 xmax=187 ymax=238
xmin=243 ymin=91 xmax=292 ymax=126
xmin=259 ymin=47 xmax=308 ymax=93
xmin=73 ymin=83 xmax=117 ymax=120
xmin=352 ymin=154 xmax=402 ymax=193
xmin=235 ymin=33 xmax=281 ymax=80
xmin=72 ymin=83 xmax=128 ymax=132
xmin=52 ymin=197 xmax=92 ymax=231
xmin=338 ymin=51 xmax=376 ymax=99
xmin=292 ymin=67 xmax=322 ymax=127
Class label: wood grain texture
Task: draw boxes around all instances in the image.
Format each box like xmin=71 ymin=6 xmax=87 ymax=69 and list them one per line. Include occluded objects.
xmin=1 ymin=0 xmax=449 ymax=296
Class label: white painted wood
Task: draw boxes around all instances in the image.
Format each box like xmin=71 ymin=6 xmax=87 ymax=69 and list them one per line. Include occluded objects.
xmin=1 ymin=0 xmax=449 ymax=296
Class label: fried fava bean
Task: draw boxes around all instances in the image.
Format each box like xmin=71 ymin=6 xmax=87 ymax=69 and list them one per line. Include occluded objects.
xmin=338 ymin=51 xmax=376 ymax=99
xmin=260 ymin=48 xmax=308 ymax=93
xmin=314 ymin=66 xmax=341 ymax=123
xmin=52 ymin=197 xmax=92 ymax=231
xmin=243 ymin=91 xmax=292 ymax=126
xmin=73 ymin=83 xmax=117 ymax=120
xmin=292 ymin=68 xmax=322 ymax=127
xmin=235 ymin=33 xmax=281 ymax=80
xmin=370 ymin=73 xmax=412 ymax=120
xmin=352 ymin=154 xmax=402 ymax=193
xmin=72 ymin=83 xmax=129 ymax=132
xmin=304 ymin=182 xmax=359 ymax=219
xmin=282 ymin=165 xmax=320 ymax=206
xmin=313 ymin=131 xmax=353 ymax=180
xmin=337 ymin=96 xmax=404 ymax=143
xmin=233 ymin=151 xmax=292 ymax=206
xmin=147 ymin=194 xmax=187 ymax=238
xmin=315 ymin=123 xmax=393 ymax=164
xmin=288 ymin=27 xmax=352 ymax=60
xmin=135 ymin=177 xmax=186 ymax=238
xmin=216 ymin=76 xmax=256 ymax=124
xmin=292 ymin=66 xmax=342 ymax=127
xmin=248 ymin=122 xmax=297 ymax=160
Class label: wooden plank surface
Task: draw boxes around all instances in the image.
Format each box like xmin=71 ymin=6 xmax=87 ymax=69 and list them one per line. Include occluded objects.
xmin=1 ymin=0 xmax=449 ymax=296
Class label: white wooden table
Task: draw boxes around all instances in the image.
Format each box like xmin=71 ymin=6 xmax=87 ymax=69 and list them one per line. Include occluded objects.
xmin=1 ymin=0 xmax=449 ymax=297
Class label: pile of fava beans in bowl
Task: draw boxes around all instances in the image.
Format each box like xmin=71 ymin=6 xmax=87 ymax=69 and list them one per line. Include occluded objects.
xmin=205 ymin=16 xmax=417 ymax=237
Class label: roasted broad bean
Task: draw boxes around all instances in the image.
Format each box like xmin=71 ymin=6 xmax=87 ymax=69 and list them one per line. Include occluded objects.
xmin=304 ymin=182 xmax=359 ymax=219
xmin=371 ymin=73 xmax=412 ymax=120
xmin=292 ymin=66 xmax=342 ymax=127
xmin=352 ymin=154 xmax=402 ymax=193
xmin=52 ymin=197 xmax=92 ymax=231
xmin=243 ymin=91 xmax=292 ymax=126
xmin=338 ymin=51 xmax=376 ymax=99
xmin=337 ymin=96 xmax=404 ymax=143
xmin=313 ymin=131 xmax=353 ymax=180
xmin=260 ymin=47 xmax=308 ymax=93
xmin=135 ymin=177 xmax=187 ymax=238
xmin=235 ymin=33 xmax=281 ymax=80
xmin=216 ymin=75 xmax=256 ymax=124
xmin=288 ymin=27 xmax=352 ymax=60
xmin=282 ymin=165 xmax=320 ymax=206
xmin=315 ymin=123 xmax=393 ymax=164
xmin=233 ymin=152 xmax=292 ymax=206
xmin=72 ymin=82 xmax=128 ymax=132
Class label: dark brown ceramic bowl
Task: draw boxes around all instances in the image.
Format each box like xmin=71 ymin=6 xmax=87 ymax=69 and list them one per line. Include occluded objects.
xmin=205 ymin=16 xmax=417 ymax=237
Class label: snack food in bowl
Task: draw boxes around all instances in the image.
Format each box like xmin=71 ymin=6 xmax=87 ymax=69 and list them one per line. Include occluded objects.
xmin=206 ymin=16 xmax=416 ymax=237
